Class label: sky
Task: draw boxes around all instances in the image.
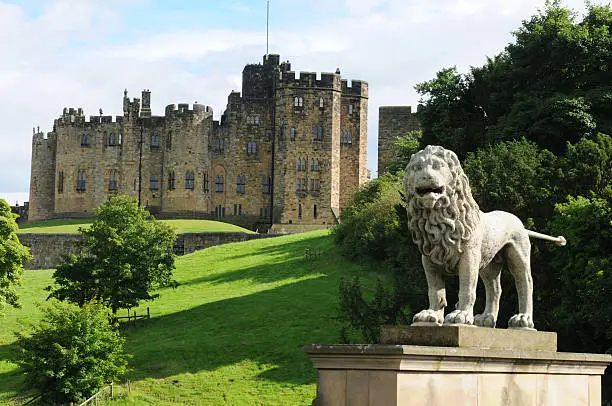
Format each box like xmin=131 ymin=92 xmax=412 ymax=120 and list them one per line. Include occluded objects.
xmin=0 ymin=0 xmax=589 ymax=206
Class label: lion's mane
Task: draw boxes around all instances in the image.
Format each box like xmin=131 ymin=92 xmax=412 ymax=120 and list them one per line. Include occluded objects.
xmin=403 ymin=146 xmax=480 ymax=273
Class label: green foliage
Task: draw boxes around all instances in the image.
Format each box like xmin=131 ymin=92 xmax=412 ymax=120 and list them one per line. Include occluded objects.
xmin=548 ymin=194 xmax=612 ymax=352
xmin=0 ymin=199 xmax=32 ymax=310
xmin=14 ymin=300 xmax=128 ymax=405
xmin=333 ymin=174 xmax=404 ymax=262
xmin=385 ymin=130 xmax=422 ymax=174
xmin=47 ymin=195 xmax=177 ymax=313
xmin=415 ymin=2 xmax=612 ymax=156
xmin=464 ymin=138 xmax=559 ymax=228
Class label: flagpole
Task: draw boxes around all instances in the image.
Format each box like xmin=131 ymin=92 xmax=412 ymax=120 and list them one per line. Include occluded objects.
xmin=266 ymin=0 xmax=270 ymax=55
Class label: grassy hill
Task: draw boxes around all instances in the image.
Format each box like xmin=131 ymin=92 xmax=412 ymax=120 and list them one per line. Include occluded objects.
xmin=17 ymin=219 xmax=254 ymax=234
xmin=0 ymin=230 xmax=377 ymax=405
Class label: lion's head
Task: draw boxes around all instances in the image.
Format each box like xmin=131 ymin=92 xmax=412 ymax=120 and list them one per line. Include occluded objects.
xmin=403 ymin=145 xmax=480 ymax=272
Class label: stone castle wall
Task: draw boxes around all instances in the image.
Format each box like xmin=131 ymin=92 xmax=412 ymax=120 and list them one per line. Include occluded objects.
xmin=29 ymin=55 xmax=369 ymax=227
xmin=19 ymin=232 xmax=275 ymax=269
xmin=377 ymin=106 xmax=421 ymax=176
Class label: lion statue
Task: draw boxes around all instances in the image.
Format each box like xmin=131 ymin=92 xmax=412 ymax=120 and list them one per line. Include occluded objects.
xmin=403 ymin=145 xmax=565 ymax=330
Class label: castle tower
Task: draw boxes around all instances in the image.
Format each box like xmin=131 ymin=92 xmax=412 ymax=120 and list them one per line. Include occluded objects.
xmin=377 ymin=106 xmax=421 ymax=175
xmin=29 ymin=130 xmax=57 ymax=221
xmin=140 ymin=89 xmax=151 ymax=118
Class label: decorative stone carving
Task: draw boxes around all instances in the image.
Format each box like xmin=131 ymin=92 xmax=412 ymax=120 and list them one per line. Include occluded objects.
xmin=403 ymin=145 xmax=566 ymax=330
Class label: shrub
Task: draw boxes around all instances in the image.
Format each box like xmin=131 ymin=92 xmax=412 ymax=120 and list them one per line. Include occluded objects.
xmin=14 ymin=301 xmax=129 ymax=405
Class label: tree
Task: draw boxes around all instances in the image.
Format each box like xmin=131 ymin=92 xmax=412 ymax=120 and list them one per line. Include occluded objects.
xmin=14 ymin=301 xmax=129 ymax=404
xmin=385 ymin=130 xmax=421 ymax=175
xmin=0 ymin=198 xmax=32 ymax=310
xmin=47 ymin=195 xmax=177 ymax=313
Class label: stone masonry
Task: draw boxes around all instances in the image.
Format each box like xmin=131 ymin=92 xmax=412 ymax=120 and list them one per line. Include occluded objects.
xmin=377 ymin=106 xmax=420 ymax=176
xmin=29 ymin=55 xmax=368 ymax=229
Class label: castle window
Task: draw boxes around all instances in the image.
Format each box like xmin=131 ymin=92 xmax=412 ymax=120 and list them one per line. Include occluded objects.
xmin=108 ymin=133 xmax=118 ymax=146
xmin=215 ymin=205 xmax=225 ymax=218
xmin=314 ymin=204 xmax=318 ymax=219
xmin=254 ymin=116 xmax=259 ymax=125
xmin=290 ymin=127 xmax=296 ymax=141
xmin=349 ymin=104 xmax=354 ymax=115
xmin=299 ymin=97 xmax=303 ymax=107
xmin=342 ymin=131 xmax=353 ymax=145
xmin=298 ymin=204 xmax=302 ymax=219
xmin=118 ymin=133 xmax=123 ymax=145
xmin=319 ymin=97 xmax=324 ymax=108
xmin=239 ymin=204 xmax=242 ymax=215
xmin=166 ymin=132 xmax=172 ymax=150
xmin=150 ymin=175 xmax=159 ymax=191
xmin=215 ymin=176 xmax=224 ymax=193
xmin=314 ymin=125 xmax=323 ymax=142
xmin=185 ymin=171 xmax=195 ymax=190
xmin=310 ymin=179 xmax=320 ymax=195
xmin=236 ymin=175 xmax=246 ymax=194
xmin=294 ymin=97 xmax=299 ymax=107
xmin=151 ymin=134 xmax=159 ymax=149
xmin=297 ymin=157 xmax=306 ymax=172
xmin=311 ymin=158 xmax=321 ymax=172
xmin=168 ymin=171 xmax=175 ymax=190
xmin=57 ymin=171 xmax=64 ymax=193
xmin=262 ymin=175 xmax=271 ymax=194
xmin=260 ymin=207 xmax=269 ymax=218
xmin=203 ymin=172 xmax=209 ymax=192
xmin=247 ymin=141 xmax=257 ymax=154
xmin=215 ymin=138 xmax=224 ymax=152
xmin=80 ymin=134 xmax=90 ymax=146
xmin=234 ymin=204 xmax=237 ymax=216
xmin=76 ymin=170 xmax=86 ymax=192
xmin=296 ymin=178 xmax=307 ymax=193
xmin=108 ymin=170 xmax=118 ymax=191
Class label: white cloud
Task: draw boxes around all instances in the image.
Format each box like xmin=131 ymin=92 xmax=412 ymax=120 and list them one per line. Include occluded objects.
xmin=0 ymin=0 xmax=591 ymax=196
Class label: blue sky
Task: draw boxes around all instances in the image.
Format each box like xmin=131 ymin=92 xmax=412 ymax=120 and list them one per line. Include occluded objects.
xmin=0 ymin=0 xmax=589 ymax=205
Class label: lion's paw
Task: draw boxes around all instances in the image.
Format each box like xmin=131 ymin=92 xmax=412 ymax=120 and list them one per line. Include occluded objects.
xmin=444 ymin=310 xmax=474 ymax=325
xmin=474 ymin=313 xmax=496 ymax=328
xmin=412 ymin=309 xmax=443 ymax=326
xmin=508 ymin=313 xmax=535 ymax=330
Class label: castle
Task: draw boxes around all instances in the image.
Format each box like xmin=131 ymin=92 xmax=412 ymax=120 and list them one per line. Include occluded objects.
xmin=29 ymin=54 xmax=369 ymax=229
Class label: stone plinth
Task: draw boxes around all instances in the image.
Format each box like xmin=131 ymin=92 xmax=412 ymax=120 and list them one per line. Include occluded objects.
xmin=380 ymin=324 xmax=557 ymax=351
xmin=304 ymin=332 xmax=612 ymax=406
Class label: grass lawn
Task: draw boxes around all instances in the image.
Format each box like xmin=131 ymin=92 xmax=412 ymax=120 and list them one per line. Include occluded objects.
xmin=0 ymin=230 xmax=378 ymax=405
xmin=17 ymin=219 xmax=253 ymax=234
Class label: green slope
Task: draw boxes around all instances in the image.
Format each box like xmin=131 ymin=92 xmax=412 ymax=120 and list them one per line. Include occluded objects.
xmin=17 ymin=219 xmax=253 ymax=234
xmin=0 ymin=230 xmax=376 ymax=405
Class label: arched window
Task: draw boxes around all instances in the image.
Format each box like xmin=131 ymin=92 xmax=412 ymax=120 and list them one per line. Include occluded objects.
xmin=298 ymin=97 xmax=303 ymax=107
xmin=314 ymin=204 xmax=318 ymax=219
xmin=294 ymin=97 xmax=299 ymax=107
xmin=203 ymin=172 xmax=209 ymax=192
xmin=298 ymin=204 xmax=302 ymax=219
xmin=151 ymin=134 xmax=159 ymax=148
xmin=290 ymin=127 xmax=296 ymax=141
xmin=80 ymin=134 xmax=90 ymax=146
xmin=247 ymin=142 xmax=257 ymax=154
xmin=319 ymin=97 xmax=324 ymax=108
xmin=262 ymin=176 xmax=271 ymax=194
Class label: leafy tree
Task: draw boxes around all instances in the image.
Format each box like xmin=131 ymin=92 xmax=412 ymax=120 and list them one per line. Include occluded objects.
xmin=0 ymin=199 xmax=32 ymax=310
xmin=385 ymin=130 xmax=421 ymax=175
xmin=47 ymin=195 xmax=177 ymax=313
xmin=14 ymin=301 xmax=129 ymax=405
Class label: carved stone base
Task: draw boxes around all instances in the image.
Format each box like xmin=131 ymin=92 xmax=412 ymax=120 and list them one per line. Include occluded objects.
xmin=304 ymin=339 xmax=611 ymax=406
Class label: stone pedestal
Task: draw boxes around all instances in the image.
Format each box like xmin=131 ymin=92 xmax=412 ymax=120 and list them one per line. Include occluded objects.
xmin=303 ymin=326 xmax=612 ymax=406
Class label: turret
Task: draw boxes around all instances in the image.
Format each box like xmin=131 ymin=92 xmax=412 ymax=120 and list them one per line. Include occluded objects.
xmin=141 ymin=89 xmax=151 ymax=118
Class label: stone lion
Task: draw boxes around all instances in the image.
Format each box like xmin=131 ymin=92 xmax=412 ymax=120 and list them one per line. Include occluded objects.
xmin=403 ymin=145 xmax=565 ymax=330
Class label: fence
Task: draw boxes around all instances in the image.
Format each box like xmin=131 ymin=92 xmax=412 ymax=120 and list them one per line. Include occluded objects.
xmin=114 ymin=308 xmax=150 ymax=327
xmin=69 ymin=383 xmax=113 ymax=406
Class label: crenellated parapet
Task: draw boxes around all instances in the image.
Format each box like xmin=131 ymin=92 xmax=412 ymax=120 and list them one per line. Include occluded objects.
xmin=341 ymin=79 xmax=368 ymax=98
xmin=279 ymin=71 xmax=342 ymax=90
xmin=165 ymin=103 xmax=213 ymax=120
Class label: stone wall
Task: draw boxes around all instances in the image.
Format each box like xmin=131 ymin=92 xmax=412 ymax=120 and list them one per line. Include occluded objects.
xmin=377 ymin=106 xmax=421 ymax=176
xmin=19 ymin=232 xmax=276 ymax=270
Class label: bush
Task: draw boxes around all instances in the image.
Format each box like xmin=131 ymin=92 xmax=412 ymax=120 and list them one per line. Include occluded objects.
xmin=14 ymin=301 xmax=129 ymax=405
xmin=0 ymin=198 xmax=32 ymax=310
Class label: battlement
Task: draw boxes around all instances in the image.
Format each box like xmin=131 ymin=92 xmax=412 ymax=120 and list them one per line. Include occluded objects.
xmin=341 ymin=79 xmax=368 ymax=97
xmin=33 ymin=131 xmax=55 ymax=143
xmin=165 ymin=103 xmax=213 ymax=118
xmin=279 ymin=71 xmax=342 ymax=89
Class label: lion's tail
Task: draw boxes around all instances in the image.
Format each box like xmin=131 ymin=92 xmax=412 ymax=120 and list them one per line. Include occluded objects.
xmin=526 ymin=230 xmax=567 ymax=247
